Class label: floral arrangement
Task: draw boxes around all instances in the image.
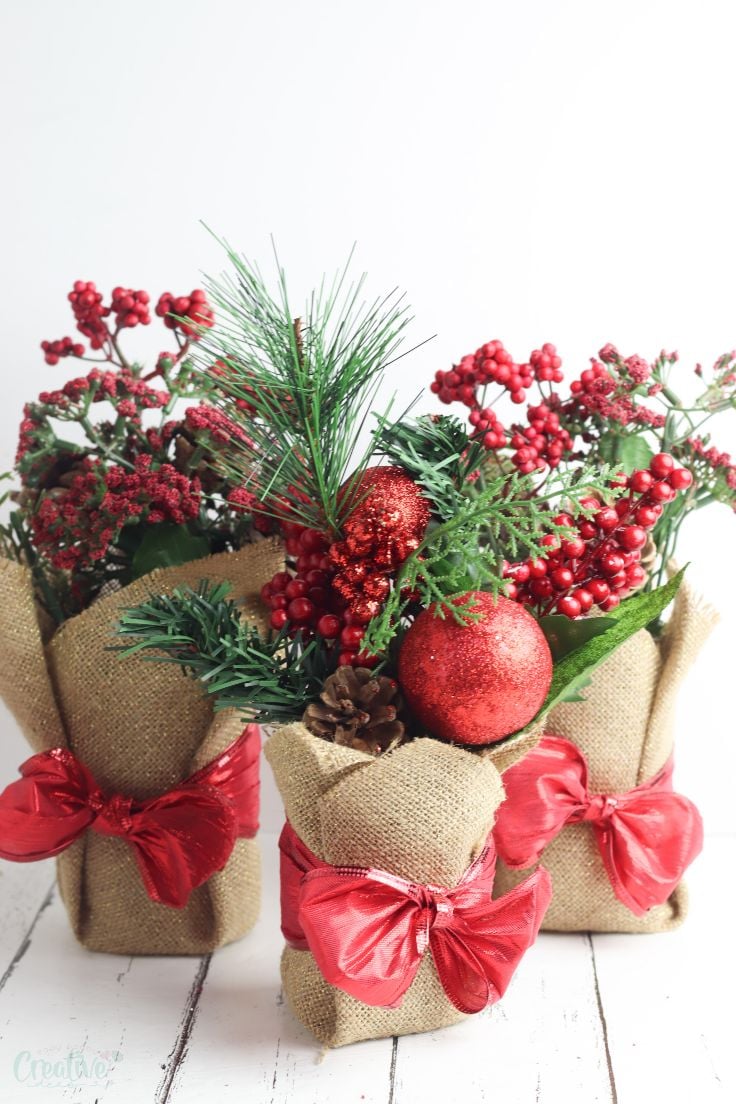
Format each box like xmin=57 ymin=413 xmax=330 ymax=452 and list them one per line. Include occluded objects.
xmin=114 ymin=251 xmax=690 ymax=754
xmin=1 ymin=279 xmax=266 ymax=623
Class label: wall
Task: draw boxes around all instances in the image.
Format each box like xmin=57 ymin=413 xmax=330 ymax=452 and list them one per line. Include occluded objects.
xmin=0 ymin=0 xmax=734 ymax=832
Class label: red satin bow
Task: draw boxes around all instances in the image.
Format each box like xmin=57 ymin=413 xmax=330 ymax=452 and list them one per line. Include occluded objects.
xmin=493 ymin=734 xmax=704 ymax=916
xmin=0 ymin=724 xmax=261 ymax=908
xmin=279 ymin=820 xmax=551 ymax=1014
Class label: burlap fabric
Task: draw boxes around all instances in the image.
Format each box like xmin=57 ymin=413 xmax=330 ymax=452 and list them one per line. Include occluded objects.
xmin=493 ymin=582 xmax=718 ymax=932
xmin=265 ymin=720 xmax=542 ymax=1047
xmin=0 ymin=537 xmax=283 ymax=954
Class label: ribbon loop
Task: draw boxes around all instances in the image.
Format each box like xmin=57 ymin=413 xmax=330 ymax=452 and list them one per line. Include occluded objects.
xmin=0 ymin=724 xmax=261 ymax=909
xmin=279 ymin=820 xmax=551 ymax=1014
xmin=493 ymin=734 xmax=704 ymax=916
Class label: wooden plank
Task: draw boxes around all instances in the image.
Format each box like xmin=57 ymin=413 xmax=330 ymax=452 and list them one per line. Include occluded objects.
xmin=0 ymin=883 xmax=205 ymax=1103
xmin=592 ymin=834 xmax=736 ymax=1104
xmin=0 ymin=859 xmax=56 ymax=986
xmin=390 ymin=932 xmax=614 ymax=1104
xmin=162 ymin=831 xmax=396 ymax=1104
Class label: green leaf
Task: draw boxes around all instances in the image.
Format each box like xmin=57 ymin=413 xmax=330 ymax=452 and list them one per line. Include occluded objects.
xmin=534 ymin=567 xmax=686 ymax=717
xmin=617 ymin=435 xmax=654 ymax=474
xmin=130 ymin=523 xmax=210 ymax=579
xmin=538 ymin=613 xmax=617 ymax=663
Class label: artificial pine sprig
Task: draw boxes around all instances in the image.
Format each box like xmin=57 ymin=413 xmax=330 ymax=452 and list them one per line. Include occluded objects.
xmin=194 ymin=240 xmax=418 ymax=534
xmin=115 ymin=580 xmax=335 ymax=722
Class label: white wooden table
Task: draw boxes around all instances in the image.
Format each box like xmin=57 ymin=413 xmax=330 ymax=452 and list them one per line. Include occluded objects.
xmin=0 ymin=828 xmax=733 ymax=1104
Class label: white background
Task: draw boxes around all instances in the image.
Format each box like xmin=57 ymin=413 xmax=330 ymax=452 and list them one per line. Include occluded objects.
xmin=0 ymin=0 xmax=734 ymax=836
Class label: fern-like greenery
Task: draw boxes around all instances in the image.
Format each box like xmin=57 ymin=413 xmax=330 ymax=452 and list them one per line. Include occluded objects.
xmin=362 ymin=413 xmax=620 ymax=654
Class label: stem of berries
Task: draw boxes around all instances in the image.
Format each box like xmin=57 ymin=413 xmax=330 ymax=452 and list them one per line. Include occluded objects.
xmin=504 ymin=453 xmax=693 ymax=618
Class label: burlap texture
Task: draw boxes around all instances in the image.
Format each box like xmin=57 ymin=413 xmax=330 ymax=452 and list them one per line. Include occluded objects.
xmin=264 ymin=721 xmax=538 ymax=1047
xmin=0 ymin=537 xmax=284 ymax=954
xmin=493 ymin=582 xmax=718 ymax=932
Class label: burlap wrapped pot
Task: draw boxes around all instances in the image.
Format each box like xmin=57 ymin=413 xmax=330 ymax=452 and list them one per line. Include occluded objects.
xmin=0 ymin=537 xmax=283 ymax=954
xmin=265 ymin=719 xmax=544 ymax=1047
xmin=493 ymin=580 xmax=717 ymax=932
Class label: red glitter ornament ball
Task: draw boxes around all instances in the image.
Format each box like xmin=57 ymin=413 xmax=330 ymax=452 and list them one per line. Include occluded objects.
xmin=397 ymin=593 xmax=553 ymax=745
xmin=339 ymin=465 xmax=430 ymax=568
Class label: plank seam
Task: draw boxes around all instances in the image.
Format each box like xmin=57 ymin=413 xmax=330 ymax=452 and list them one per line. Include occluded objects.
xmin=587 ymin=933 xmax=619 ymax=1104
xmin=0 ymin=880 xmax=55 ymax=995
xmin=387 ymin=1035 xmax=399 ymax=1104
xmin=155 ymin=953 xmax=212 ymax=1104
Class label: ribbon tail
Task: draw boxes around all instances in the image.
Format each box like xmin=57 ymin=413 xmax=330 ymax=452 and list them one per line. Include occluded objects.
xmin=185 ymin=724 xmax=261 ymax=839
xmin=432 ymin=867 xmax=552 ymax=1014
xmin=297 ymin=869 xmax=424 ymax=1008
xmin=594 ymin=795 xmax=704 ymax=916
xmin=0 ymin=753 xmax=95 ymax=861
xmin=124 ymin=789 xmax=238 ymax=909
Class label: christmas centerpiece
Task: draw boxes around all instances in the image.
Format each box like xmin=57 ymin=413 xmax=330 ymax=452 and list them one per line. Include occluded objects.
xmin=0 ymin=279 xmax=282 ymax=954
xmin=432 ymin=338 xmax=727 ymax=931
xmin=113 ymin=247 xmax=686 ymax=1044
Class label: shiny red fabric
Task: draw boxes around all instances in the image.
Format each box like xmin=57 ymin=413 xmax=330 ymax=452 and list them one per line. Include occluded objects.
xmin=279 ymin=821 xmax=551 ymax=1014
xmin=0 ymin=724 xmax=261 ymax=908
xmin=493 ymin=734 xmax=704 ymax=916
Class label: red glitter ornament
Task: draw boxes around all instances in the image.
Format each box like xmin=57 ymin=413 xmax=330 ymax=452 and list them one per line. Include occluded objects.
xmin=330 ymin=465 xmax=430 ymax=622
xmin=397 ymin=593 xmax=553 ymax=745
xmin=338 ymin=465 xmax=430 ymax=567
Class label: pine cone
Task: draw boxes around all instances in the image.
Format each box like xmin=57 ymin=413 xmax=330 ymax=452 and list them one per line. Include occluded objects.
xmin=302 ymin=667 xmax=406 ymax=756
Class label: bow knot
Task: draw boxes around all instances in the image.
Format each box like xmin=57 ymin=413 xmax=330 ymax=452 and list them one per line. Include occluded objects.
xmin=87 ymin=791 xmax=135 ymax=836
xmin=581 ymin=793 xmax=619 ymax=824
xmin=279 ymin=821 xmax=551 ymax=1015
xmin=423 ymin=886 xmax=455 ymax=931
xmin=493 ymin=734 xmax=704 ymax=916
xmin=0 ymin=725 xmax=261 ymax=909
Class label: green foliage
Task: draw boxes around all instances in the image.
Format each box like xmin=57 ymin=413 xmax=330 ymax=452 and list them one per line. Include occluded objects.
xmin=361 ymin=418 xmax=621 ymax=656
xmin=130 ymin=523 xmax=210 ymax=579
xmin=538 ymin=613 xmax=617 ymax=663
xmin=195 ymin=239 xmax=419 ymax=534
xmin=114 ymin=580 xmax=335 ymax=722
xmin=535 ymin=567 xmax=685 ymax=713
xmin=616 ymin=434 xmax=654 ymax=474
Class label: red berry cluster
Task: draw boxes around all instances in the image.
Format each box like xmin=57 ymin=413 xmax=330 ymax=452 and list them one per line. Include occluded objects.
xmin=40 ymin=336 xmax=85 ymax=365
xmin=110 ymin=287 xmax=151 ymax=329
xmin=31 ymin=455 xmax=201 ymax=573
xmin=432 ymin=340 xmax=564 ymax=409
xmin=468 ymin=406 xmax=506 ymax=449
xmin=529 ymin=344 xmax=564 ymax=384
xmin=509 ymin=401 xmax=573 ymax=474
xmin=261 ymin=528 xmax=374 ymax=665
xmin=68 ymin=280 xmax=109 ymax=349
xmin=432 ymin=340 xmax=531 ymax=406
xmin=155 ymin=290 xmax=214 ymax=339
xmin=505 ymin=452 xmax=693 ymax=618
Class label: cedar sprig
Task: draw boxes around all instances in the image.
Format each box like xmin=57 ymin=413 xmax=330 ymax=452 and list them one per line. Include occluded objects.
xmin=193 ymin=239 xmax=419 ymax=534
xmin=360 ymin=456 xmax=621 ymax=656
xmin=115 ymin=580 xmax=335 ymax=722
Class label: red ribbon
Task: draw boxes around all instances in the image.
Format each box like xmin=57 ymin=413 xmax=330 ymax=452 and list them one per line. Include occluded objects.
xmin=493 ymin=734 xmax=704 ymax=916
xmin=0 ymin=724 xmax=261 ymax=909
xmin=279 ymin=820 xmax=551 ymax=1014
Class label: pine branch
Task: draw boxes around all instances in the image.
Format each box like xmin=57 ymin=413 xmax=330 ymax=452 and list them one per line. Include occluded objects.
xmin=114 ymin=580 xmax=334 ymax=721
xmin=191 ymin=239 xmax=417 ymax=534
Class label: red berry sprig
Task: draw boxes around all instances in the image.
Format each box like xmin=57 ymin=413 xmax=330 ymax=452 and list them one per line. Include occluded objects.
xmin=155 ymin=290 xmax=214 ymax=339
xmin=505 ymin=452 xmax=693 ymax=618
xmin=40 ymin=336 xmax=86 ymax=365
xmin=110 ymin=287 xmax=151 ymax=329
